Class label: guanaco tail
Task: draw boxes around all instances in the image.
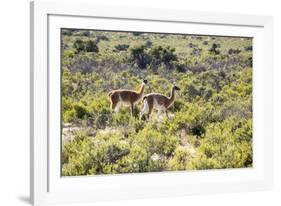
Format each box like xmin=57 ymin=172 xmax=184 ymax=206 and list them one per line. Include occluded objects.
xmin=140 ymin=85 xmax=180 ymax=120
xmin=108 ymin=79 xmax=148 ymax=116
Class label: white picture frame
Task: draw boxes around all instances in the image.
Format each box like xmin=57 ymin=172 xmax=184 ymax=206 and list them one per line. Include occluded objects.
xmin=30 ymin=0 xmax=273 ymax=205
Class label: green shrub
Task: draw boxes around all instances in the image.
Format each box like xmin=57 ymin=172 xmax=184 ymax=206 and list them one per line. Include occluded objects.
xmin=73 ymin=103 xmax=89 ymax=119
xmin=62 ymin=131 xmax=94 ymax=176
xmin=168 ymin=147 xmax=192 ymax=170
xmin=85 ymin=40 xmax=99 ymax=53
xmin=190 ymin=117 xmax=252 ymax=169
xmin=62 ymin=131 xmax=131 ymax=175
xmin=115 ymin=146 xmax=148 ymax=173
xmin=132 ymin=124 xmax=179 ymax=157
xmin=149 ymin=46 xmax=177 ymax=67
xmin=130 ymin=45 xmax=151 ymax=69
xmin=113 ymin=44 xmax=129 ymax=52
xmin=209 ymin=43 xmax=221 ymax=55
xmin=73 ymin=39 xmax=85 ymax=53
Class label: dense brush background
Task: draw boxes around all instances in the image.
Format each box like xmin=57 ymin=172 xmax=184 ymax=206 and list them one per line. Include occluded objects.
xmin=61 ymin=29 xmax=253 ymax=176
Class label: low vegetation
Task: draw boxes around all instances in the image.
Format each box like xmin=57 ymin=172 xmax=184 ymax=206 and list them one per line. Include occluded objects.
xmin=61 ymin=29 xmax=253 ymax=176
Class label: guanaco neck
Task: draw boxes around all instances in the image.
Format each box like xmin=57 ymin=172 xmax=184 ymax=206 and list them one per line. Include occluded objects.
xmin=137 ymin=83 xmax=145 ymax=98
xmin=167 ymin=87 xmax=176 ymax=107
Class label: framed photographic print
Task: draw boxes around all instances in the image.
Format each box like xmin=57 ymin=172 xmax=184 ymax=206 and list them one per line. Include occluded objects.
xmin=30 ymin=0 xmax=273 ymax=205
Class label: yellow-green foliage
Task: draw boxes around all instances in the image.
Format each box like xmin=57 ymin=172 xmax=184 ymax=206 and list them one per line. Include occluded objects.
xmin=168 ymin=147 xmax=193 ymax=171
xmin=190 ymin=117 xmax=252 ymax=169
xmin=61 ymin=29 xmax=253 ymax=176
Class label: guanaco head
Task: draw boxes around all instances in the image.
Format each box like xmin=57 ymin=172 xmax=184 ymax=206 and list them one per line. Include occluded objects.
xmin=173 ymin=85 xmax=180 ymax=91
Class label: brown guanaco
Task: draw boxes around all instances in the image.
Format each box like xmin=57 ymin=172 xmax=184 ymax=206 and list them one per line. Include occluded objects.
xmin=108 ymin=79 xmax=148 ymax=116
xmin=140 ymin=85 xmax=180 ymax=119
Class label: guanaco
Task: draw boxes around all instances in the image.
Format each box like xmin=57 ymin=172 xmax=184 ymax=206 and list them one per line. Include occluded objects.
xmin=140 ymin=85 xmax=180 ymax=120
xmin=108 ymin=79 xmax=148 ymax=116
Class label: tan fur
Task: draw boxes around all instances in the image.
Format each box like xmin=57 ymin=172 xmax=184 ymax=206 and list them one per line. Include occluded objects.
xmin=140 ymin=86 xmax=178 ymax=119
xmin=108 ymin=83 xmax=145 ymax=116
